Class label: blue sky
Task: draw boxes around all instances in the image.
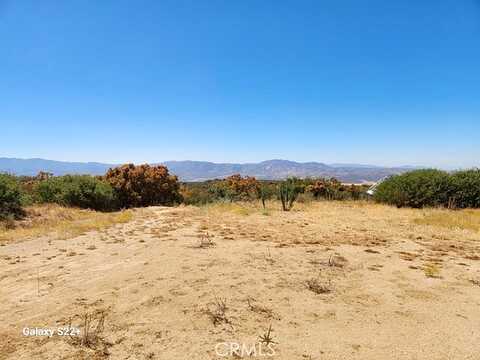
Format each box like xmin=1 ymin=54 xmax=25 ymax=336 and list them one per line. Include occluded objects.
xmin=0 ymin=0 xmax=479 ymax=168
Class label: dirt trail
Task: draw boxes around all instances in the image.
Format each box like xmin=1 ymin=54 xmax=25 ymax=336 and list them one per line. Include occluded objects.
xmin=1 ymin=205 xmax=480 ymax=359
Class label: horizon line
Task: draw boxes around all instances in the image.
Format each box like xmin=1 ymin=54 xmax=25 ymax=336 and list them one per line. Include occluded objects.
xmin=0 ymin=156 xmax=439 ymax=170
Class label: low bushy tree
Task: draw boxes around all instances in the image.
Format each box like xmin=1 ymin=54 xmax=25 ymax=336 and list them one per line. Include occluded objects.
xmin=105 ymin=164 xmax=181 ymax=208
xmin=35 ymin=177 xmax=64 ymax=204
xmin=35 ymin=175 xmax=116 ymax=211
xmin=209 ymin=174 xmax=259 ymax=202
xmin=450 ymin=169 xmax=480 ymax=208
xmin=62 ymin=176 xmax=116 ymax=211
xmin=0 ymin=174 xmax=24 ymax=220
xmin=374 ymin=169 xmax=452 ymax=208
xmin=257 ymin=182 xmax=276 ymax=209
xmin=278 ymin=177 xmax=304 ymax=211
xmin=181 ymin=181 xmax=219 ymax=205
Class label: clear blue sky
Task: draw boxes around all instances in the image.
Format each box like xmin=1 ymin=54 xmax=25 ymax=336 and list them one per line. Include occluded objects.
xmin=1 ymin=0 xmax=479 ymax=168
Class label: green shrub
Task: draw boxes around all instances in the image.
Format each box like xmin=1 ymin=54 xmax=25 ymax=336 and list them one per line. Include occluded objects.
xmin=62 ymin=176 xmax=116 ymax=211
xmin=374 ymin=169 xmax=452 ymax=208
xmin=0 ymin=174 xmax=24 ymax=220
xmin=35 ymin=175 xmax=116 ymax=211
xmin=35 ymin=177 xmax=64 ymax=203
xmin=278 ymin=177 xmax=304 ymax=211
xmin=450 ymin=169 xmax=480 ymax=209
xmin=257 ymin=182 xmax=276 ymax=209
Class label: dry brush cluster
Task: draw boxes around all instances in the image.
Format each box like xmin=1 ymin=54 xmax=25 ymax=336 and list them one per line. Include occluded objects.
xmin=0 ymin=164 xmax=183 ymax=223
xmin=182 ymin=174 xmax=367 ymax=211
xmin=104 ymin=163 xmax=181 ymax=208
xmin=3 ymin=166 xmax=480 ymax=225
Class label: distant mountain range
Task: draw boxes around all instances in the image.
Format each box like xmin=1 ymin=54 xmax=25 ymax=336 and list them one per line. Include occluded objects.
xmin=0 ymin=157 xmax=419 ymax=183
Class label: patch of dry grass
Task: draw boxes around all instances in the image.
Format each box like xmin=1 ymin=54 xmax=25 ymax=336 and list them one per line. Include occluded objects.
xmin=194 ymin=200 xmax=479 ymax=258
xmin=414 ymin=209 xmax=480 ymax=233
xmin=0 ymin=204 xmax=133 ymax=244
xmin=423 ymin=263 xmax=441 ymax=278
xmin=205 ymin=296 xmax=230 ymax=326
xmin=202 ymin=201 xmax=261 ymax=216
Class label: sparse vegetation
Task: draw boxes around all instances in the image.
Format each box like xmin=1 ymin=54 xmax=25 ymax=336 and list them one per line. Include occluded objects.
xmin=423 ymin=263 xmax=441 ymax=278
xmin=68 ymin=310 xmax=109 ymax=353
xmin=414 ymin=208 xmax=480 ymax=232
xmin=247 ymin=298 xmax=276 ymax=319
xmin=197 ymin=232 xmax=216 ymax=248
xmin=205 ymin=296 xmax=230 ymax=326
xmin=3 ymin=196 xmax=480 ymax=359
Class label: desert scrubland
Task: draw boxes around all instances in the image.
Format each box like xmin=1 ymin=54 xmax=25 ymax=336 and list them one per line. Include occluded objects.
xmin=1 ymin=201 xmax=480 ymax=360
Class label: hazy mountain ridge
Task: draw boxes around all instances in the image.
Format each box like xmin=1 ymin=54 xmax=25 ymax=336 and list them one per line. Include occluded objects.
xmin=0 ymin=158 xmax=416 ymax=183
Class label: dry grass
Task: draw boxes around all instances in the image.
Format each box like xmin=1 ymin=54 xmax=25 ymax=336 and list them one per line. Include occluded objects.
xmin=247 ymin=298 xmax=277 ymax=319
xmin=194 ymin=200 xmax=480 ymax=263
xmin=202 ymin=201 xmax=260 ymax=216
xmin=66 ymin=309 xmax=111 ymax=357
xmin=205 ymin=296 xmax=230 ymax=326
xmin=204 ymin=199 xmax=396 ymax=216
xmin=0 ymin=204 xmax=133 ymax=244
xmin=414 ymin=209 xmax=480 ymax=233
xmin=423 ymin=263 xmax=441 ymax=278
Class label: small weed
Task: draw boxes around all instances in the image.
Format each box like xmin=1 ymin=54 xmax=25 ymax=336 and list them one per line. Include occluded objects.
xmin=67 ymin=309 xmax=110 ymax=355
xmin=470 ymin=279 xmax=480 ymax=286
xmin=328 ymin=254 xmax=347 ymax=268
xmin=259 ymin=324 xmax=277 ymax=345
xmin=246 ymin=298 xmax=276 ymax=319
xmin=197 ymin=232 xmax=216 ymax=248
xmin=306 ymin=277 xmax=332 ymax=294
xmin=206 ymin=296 xmax=230 ymax=326
xmin=264 ymin=247 xmax=275 ymax=264
xmin=424 ymin=263 xmax=441 ymax=278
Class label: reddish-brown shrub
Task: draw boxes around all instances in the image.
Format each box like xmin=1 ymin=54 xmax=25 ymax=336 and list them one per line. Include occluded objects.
xmin=104 ymin=164 xmax=181 ymax=208
xmin=208 ymin=174 xmax=260 ymax=201
xmin=224 ymin=174 xmax=259 ymax=200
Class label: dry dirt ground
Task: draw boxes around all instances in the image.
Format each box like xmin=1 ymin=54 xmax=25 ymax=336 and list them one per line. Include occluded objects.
xmin=1 ymin=201 xmax=480 ymax=360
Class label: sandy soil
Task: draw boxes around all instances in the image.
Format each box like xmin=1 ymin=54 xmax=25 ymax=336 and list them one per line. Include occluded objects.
xmin=1 ymin=202 xmax=480 ymax=360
